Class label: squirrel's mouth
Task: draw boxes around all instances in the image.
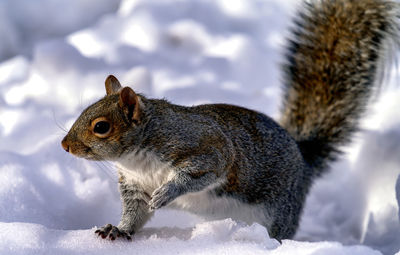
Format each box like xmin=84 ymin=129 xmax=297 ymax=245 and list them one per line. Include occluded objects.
xmin=69 ymin=147 xmax=100 ymax=161
xmin=61 ymin=137 xmax=100 ymax=161
xmin=71 ymin=146 xmax=102 ymax=161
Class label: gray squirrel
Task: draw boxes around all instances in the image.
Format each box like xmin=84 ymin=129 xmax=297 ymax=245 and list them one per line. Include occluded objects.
xmin=61 ymin=0 xmax=399 ymax=241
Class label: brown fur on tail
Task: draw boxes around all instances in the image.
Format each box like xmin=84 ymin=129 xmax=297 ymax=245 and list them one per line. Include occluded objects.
xmin=280 ymin=0 xmax=399 ymax=175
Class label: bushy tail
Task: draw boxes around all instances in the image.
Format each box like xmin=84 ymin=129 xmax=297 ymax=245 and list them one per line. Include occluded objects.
xmin=280 ymin=0 xmax=399 ymax=175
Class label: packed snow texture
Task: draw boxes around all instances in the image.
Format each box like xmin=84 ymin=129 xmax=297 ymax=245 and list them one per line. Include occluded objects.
xmin=0 ymin=0 xmax=399 ymax=254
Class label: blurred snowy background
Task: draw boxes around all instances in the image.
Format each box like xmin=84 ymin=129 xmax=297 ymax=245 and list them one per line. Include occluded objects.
xmin=0 ymin=0 xmax=399 ymax=254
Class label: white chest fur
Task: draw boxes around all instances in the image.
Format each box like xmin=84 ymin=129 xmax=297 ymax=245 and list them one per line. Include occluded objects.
xmin=116 ymin=150 xmax=175 ymax=195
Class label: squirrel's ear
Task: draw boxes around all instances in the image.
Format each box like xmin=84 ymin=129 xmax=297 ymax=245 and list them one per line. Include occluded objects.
xmin=119 ymin=87 xmax=141 ymax=123
xmin=105 ymin=75 xmax=122 ymax=95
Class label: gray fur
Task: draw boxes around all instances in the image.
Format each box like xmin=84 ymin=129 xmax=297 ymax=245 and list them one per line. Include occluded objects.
xmin=61 ymin=0 xmax=399 ymax=242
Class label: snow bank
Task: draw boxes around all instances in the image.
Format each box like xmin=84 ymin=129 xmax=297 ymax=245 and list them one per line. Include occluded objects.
xmin=0 ymin=0 xmax=399 ymax=254
xmin=0 ymin=220 xmax=382 ymax=255
xmin=397 ymin=175 xmax=400 ymax=221
xmin=0 ymin=0 xmax=121 ymax=61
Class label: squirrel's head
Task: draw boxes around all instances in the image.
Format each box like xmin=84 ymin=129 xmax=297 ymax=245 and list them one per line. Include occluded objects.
xmin=61 ymin=75 xmax=143 ymax=161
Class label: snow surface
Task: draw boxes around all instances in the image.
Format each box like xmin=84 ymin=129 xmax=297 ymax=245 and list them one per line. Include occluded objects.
xmin=0 ymin=0 xmax=399 ymax=254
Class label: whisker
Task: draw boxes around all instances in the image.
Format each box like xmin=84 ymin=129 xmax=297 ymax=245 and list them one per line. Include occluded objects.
xmin=52 ymin=108 xmax=67 ymax=133
xmin=93 ymin=157 xmax=117 ymax=180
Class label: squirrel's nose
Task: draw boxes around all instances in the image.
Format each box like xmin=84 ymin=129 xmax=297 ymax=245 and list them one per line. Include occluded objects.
xmin=61 ymin=138 xmax=70 ymax=152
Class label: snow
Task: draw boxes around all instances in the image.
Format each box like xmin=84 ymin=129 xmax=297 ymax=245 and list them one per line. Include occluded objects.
xmin=0 ymin=0 xmax=399 ymax=254
xmin=397 ymin=175 xmax=400 ymax=222
xmin=0 ymin=220 xmax=382 ymax=255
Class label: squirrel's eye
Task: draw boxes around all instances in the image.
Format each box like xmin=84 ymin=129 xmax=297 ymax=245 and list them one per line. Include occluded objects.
xmin=94 ymin=121 xmax=110 ymax=134
xmin=91 ymin=117 xmax=112 ymax=138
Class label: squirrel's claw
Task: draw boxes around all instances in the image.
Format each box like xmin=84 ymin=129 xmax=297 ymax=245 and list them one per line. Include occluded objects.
xmin=149 ymin=183 xmax=179 ymax=211
xmin=95 ymin=224 xmax=132 ymax=241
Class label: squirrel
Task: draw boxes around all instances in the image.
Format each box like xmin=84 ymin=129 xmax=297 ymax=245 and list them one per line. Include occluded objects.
xmin=61 ymin=0 xmax=399 ymax=241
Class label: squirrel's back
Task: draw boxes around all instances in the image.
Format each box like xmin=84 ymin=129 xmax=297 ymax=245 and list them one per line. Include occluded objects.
xmin=280 ymin=0 xmax=399 ymax=175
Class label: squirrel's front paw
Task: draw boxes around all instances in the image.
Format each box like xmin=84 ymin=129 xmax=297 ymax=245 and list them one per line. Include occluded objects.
xmin=149 ymin=183 xmax=179 ymax=211
xmin=95 ymin=224 xmax=132 ymax=241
